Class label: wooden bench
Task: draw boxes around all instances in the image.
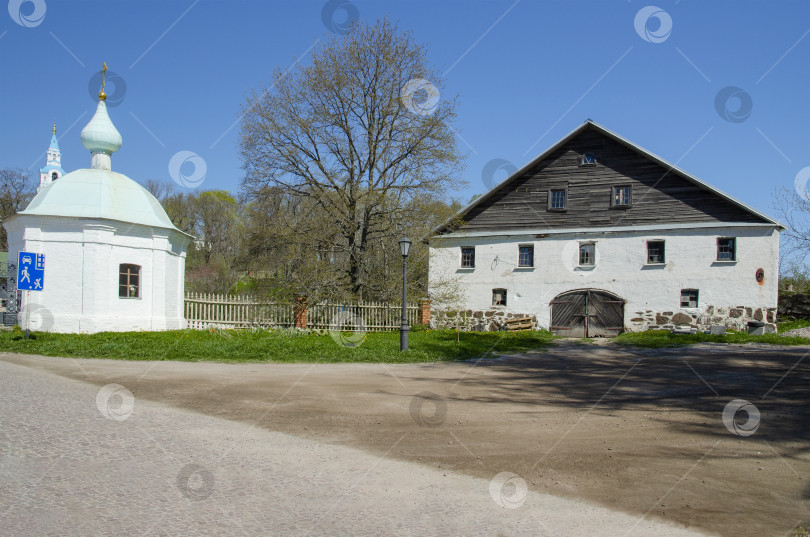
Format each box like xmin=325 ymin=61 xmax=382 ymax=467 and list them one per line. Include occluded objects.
xmin=505 ymin=317 xmax=534 ymax=331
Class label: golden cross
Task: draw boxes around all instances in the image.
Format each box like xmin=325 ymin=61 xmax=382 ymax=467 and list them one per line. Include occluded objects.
xmin=101 ymin=62 xmax=108 ymax=91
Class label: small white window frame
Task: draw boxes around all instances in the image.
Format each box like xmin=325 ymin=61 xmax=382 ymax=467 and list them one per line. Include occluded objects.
xmin=611 ymin=185 xmax=632 ymax=208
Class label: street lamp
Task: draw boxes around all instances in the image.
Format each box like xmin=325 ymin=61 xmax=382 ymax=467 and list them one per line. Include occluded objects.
xmin=398 ymin=236 xmax=412 ymax=351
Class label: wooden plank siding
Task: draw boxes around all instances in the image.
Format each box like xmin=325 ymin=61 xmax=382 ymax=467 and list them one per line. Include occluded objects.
xmin=447 ymin=127 xmax=767 ymax=233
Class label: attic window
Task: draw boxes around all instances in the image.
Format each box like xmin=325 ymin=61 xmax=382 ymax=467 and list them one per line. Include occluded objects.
xmin=579 ymin=153 xmax=597 ymax=167
xmin=611 ymin=185 xmax=632 ymax=207
xmin=548 ymin=188 xmax=567 ymax=211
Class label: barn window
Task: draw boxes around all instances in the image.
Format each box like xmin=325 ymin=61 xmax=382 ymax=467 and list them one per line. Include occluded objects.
xmin=579 ymin=153 xmax=597 ymax=167
xmin=647 ymin=241 xmax=665 ymax=264
xmin=460 ymin=247 xmax=475 ymax=268
xmin=611 ymin=186 xmax=632 ymax=207
xmin=680 ymin=289 xmax=699 ymax=308
xmin=119 ymin=264 xmax=141 ymax=298
xmin=548 ymin=189 xmax=567 ymax=210
xmin=518 ymin=245 xmax=534 ymax=267
xmin=492 ymin=288 xmax=507 ymax=306
xmin=579 ymin=242 xmax=595 ymax=266
xmin=717 ymin=237 xmax=736 ymax=261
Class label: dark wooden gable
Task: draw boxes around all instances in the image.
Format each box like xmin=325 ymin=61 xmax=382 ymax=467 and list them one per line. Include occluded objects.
xmin=445 ymin=125 xmax=770 ymax=233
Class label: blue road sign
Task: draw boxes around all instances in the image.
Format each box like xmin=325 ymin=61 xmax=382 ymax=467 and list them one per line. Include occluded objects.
xmin=17 ymin=251 xmax=44 ymax=291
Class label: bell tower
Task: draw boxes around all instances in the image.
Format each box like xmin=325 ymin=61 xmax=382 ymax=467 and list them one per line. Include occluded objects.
xmin=38 ymin=124 xmax=65 ymax=192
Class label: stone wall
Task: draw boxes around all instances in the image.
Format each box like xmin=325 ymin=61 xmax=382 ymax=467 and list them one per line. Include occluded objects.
xmin=777 ymin=292 xmax=810 ymax=320
xmin=430 ymin=305 xmax=776 ymax=333
xmin=431 ymin=309 xmax=536 ymax=331
xmin=627 ymin=306 xmax=777 ymax=333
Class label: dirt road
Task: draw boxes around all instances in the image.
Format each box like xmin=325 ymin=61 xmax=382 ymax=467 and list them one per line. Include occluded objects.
xmin=2 ymin=340 xmax=808 ymax=536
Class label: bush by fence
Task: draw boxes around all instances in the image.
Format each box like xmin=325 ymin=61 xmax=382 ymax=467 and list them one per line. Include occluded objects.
xmin=184 ymin=292 xmax=425 ymax=331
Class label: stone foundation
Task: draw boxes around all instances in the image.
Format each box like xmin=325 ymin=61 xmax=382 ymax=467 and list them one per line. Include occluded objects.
xmin=627 ymin=305 xmax=777 ymax=333
xmin=431 ymin=305 xmax=777 ymax=333
xmin=431 ymin=309 xmax=536 ymax=331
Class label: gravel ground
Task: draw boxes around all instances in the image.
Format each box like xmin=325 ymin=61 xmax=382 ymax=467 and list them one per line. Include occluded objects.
xmin=0 ymin=358 xmax=715 ymax=537
xmin=779 ymin=327 xmax=810 ymax=338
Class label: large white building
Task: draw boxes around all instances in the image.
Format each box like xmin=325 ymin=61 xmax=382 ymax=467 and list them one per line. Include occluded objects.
xmin=3 ymin=80 xmax=192 ymax=333
xmin=429 ymin=121 xmax=782 ymax=335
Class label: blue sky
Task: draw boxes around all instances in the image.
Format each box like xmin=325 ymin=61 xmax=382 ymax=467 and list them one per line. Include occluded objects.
xmin=2 ymin=0 xmax=809 ymax=222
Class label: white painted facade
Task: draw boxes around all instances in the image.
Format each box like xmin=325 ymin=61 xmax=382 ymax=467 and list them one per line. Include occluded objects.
xmin=429 ymin=224 xmax=779 ymax=331
xmin=4 ymin=217 xmax=188 ymax=333
xmin=429 ymin=121 xmax=784 ymax=333
xmin=3 ymin=90 xmax=191 ymax=333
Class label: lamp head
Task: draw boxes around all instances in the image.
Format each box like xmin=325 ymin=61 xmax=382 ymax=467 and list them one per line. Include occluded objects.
xmin=398 ymin=236 xmax=412 ymax=258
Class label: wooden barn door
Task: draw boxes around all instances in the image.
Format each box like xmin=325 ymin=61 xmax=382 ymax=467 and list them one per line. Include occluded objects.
xmin=550 ymin=289 xmax=625 ymax=337
xmin=550 ymin=291 xmax=588 ymax=337
xmin=586 ymin=290 xmax=625 ymax=337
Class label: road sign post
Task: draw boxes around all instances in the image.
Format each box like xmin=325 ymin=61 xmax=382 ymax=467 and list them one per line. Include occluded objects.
xmin=17 ymin=252 xmax=45 ymax=339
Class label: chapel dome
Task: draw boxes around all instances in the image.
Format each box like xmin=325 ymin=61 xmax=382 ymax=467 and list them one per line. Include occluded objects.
xmin=20 ymin=168 xmax=182 ymax=232
xmin=80 ymin=100 xmax=122 ymax=155
xmin=20 ymin=68 xmax=187 ymax=235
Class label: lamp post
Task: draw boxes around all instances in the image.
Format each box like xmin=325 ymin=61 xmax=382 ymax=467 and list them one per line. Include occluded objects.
xmin=398 ymin=236 xmax=412 ymax=351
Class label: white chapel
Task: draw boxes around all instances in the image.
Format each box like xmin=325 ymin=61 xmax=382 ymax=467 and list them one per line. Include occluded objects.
xmin=3 ymin=66 xmax=192 ymax=333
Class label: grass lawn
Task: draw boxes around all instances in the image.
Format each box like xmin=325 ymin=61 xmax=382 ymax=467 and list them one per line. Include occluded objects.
xmin=614 ymin=329 xmax=810 ymax=348
xmin=0 ymin=327 xmax=556 ymax=363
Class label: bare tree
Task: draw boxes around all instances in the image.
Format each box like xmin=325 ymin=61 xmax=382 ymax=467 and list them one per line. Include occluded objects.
xmin=143 ymin=179 xmax=175 ymax=202
xmin=774 ymin=187 xmax=810 ymax=269
xmin=240 ymin=19 xmax=464 ymax=299
xmin=0 ymin=168 xmax=35 ymax=250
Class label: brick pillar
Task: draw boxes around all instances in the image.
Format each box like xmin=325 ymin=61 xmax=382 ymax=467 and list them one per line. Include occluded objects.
xmin=294 ymin=296 xmax=308 ymax=329
xmin=418 ymin=299 xmax=432 ymax=326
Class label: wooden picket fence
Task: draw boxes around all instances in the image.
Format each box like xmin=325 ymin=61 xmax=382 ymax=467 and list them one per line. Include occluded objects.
xmin=184 ymin=292 xmax=418 ymax=331
xmin=184 ymin=292 xmax=295 ymax=330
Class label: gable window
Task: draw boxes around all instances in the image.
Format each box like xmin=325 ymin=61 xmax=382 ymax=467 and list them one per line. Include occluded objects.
xmin=647 ymin=240 xmax=665 ymax=264
xmin=492 ymin=288 xmax=507 ymax=306
xmin=518 ymin=245 xmax=534 ymax=267
xmin=579 ymin=153 xmax=597 ymax=167
xmin=119 ymin=264 xmax=141 ymax=298
xmin=579 ymin=242 xmax=595 ymax=266
xmin=611 ymin=186 xmax=632 ymax=207
xmin=717 ymin=237 xmax=736 ymax=261
xmin=548 ymin=188 xmax=567 ymax=210
xmin=460 ymin=247 xmax=475 ymax=268
xmin=680 ymin=289 xmax=699 ymax=308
